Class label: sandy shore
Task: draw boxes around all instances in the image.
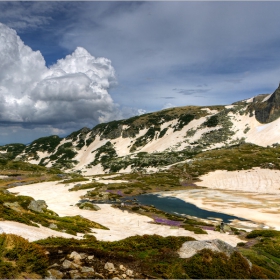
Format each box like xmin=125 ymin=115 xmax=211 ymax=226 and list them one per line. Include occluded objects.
xmin=158 ymin=168 xmax=280 ymax=230
xmin=197 ymin=168 xmax=280 ymax=194
xmin=1 ymin=181 xmax=242 ymax=246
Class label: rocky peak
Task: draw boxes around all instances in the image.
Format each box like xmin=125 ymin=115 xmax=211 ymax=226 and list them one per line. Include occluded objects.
xmin=254 ymin=84 xmax=280 ymax=123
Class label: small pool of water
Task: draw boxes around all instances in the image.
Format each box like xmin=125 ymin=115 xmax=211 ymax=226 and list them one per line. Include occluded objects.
xmin=126 ymin=194 xmax=248 ymax=223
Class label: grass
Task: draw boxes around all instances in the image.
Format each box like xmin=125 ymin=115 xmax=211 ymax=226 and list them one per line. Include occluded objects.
xmin=0 ymin=233 xmax=49 ymax=278
xmin=0 ymin=189 xmax=109 ymax=235
xmin=34 ymin=232 xmax=280 ymax=279
xmin=179 ymin=142 xmax=280 ymax=177
xmin=236 ymin=229 xmax=280 ymax=277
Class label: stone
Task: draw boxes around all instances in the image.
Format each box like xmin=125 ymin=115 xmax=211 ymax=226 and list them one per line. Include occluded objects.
xmin=87 ymin=255 xmax=94 ymax=260
xmin=94 ymin=272 xmax=105 ymax=279
xmin=48 ymin=263 xmax=60 ymax=269
xmin=79 ymin=253 xmax=88 ymax=260
xmin=68 ymin=269 xmax=81 ymax=279
xmin=47 ymin=269 xmax=64 ymax=279
xmin=80 ymin=266 xmax=95 ymax=277
xmin=62 ymin=259 xmax=72 ymax=269
xmin=126 ymin=269 xmax=133 ymax=277
xmin=80 ymin=266 xmax=94 ymax=273
xmin=104 ymin=262 xmax=115 ymax=271
xmin=69 ymin=251 xmax=82 ymax=264
xmin=28 ymin=199 xmax=48 ymax=213
xmin=178 ymin=239 xmax=236 ymax=259
xmin=62 ymin=259 xmax=79 ymax=270
xmin=112 ymin=277 xmax=120 ymax=280
xmin=122 ymin=273 xmax=127 ymax=278
xmin=119 ymin=264 xmax=126 ymax=271
xmin=3 ymin=202 xmax=22 ymax=212
xmin=49 ymin=223 xmax=58 ymax=229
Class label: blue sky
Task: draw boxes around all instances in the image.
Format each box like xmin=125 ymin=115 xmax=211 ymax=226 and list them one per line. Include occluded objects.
xmin=1 ymin=1 xmax=280 ymax=145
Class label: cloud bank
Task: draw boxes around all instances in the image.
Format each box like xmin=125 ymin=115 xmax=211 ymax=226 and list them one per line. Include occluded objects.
xmin=0 ymin=22 xmax=119 ymax=132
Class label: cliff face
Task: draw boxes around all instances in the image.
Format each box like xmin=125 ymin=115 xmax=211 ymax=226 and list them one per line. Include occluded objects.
xmin=254 ymin=85 xmax=280 ymax=123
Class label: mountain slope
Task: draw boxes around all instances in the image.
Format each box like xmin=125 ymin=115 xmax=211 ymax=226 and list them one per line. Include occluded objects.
xmin=2 ymin=87 xmax=280 ymax=175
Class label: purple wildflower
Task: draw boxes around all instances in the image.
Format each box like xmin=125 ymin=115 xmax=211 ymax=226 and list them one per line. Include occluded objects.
xmin=153 ymin=217 xmax=182 ymax=227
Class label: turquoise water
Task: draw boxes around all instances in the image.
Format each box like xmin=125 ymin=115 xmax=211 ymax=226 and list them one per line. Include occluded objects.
xmin=129 ymin=194 xmax=247 ymax=223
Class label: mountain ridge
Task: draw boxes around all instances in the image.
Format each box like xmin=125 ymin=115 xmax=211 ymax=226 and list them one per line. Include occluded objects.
xmin=1 ymin=87 xmax=280 ymax=175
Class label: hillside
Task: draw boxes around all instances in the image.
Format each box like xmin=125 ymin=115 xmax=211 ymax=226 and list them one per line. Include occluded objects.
xmin=0 ymin=87 xmax=280 ymax=278
xmin=0 ymin=85 xmax=279 ymax=176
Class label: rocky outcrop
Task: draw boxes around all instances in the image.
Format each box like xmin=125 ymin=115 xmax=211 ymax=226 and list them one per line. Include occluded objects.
xmin=178 ymin=239 xmax=236 ymax=259
xmin=28 ymin=200 xmax=48 ymax=213
xmin=253 ymin=85 xmax=280 ymax=123
xmin=47 ymin=250 xmax=138 ymax=279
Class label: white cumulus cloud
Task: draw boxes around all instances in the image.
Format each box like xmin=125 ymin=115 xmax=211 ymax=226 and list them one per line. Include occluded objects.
xmin=0 ymin=22 xmax=120 ymax=130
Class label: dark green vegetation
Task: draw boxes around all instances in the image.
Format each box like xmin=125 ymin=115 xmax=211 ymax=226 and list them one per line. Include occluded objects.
xmin=25 ymin=135 xmax=61 ymax=154
xmin=89 ymin=149 xmax=198 ymax=173
xmin=33 ymin=232 xmax=280 ymax=279
xmin=182 ymin=143 xmax=280 ymax=177
xmin=40 ymin=142 xmax=78 ymax=169
xmin=0 ymin=158 xmax=62 ymax=188
xmin=89 ymin=141 xmax=118 ymax=167
xmin=0 ymin=143 xmax=26 ymax=160
xmin=0 ymin=189 xmax=108 ymax=235
xmin=237 ymin=230 xmax=280 ymax=278
xmin=0 ymin=233 xmax=49 ymax=278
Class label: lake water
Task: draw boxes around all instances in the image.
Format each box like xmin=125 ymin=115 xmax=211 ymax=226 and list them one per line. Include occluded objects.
xmin=127 ymin=194 xmax=248 ymax=223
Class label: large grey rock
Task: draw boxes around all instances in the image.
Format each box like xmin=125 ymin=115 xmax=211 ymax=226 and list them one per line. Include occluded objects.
xmin=178 ymin=239 xmax=236 ymax=259
xmin=28 ymin=200 xmax=47 ymax=213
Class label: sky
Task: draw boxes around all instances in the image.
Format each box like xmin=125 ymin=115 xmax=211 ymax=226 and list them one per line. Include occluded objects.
xmin=1 ymin=1 xmax=280 ymax=145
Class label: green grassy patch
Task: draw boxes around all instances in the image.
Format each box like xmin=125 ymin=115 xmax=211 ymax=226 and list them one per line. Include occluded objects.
xmin=0 ymin=233 xmax=49 ymax=278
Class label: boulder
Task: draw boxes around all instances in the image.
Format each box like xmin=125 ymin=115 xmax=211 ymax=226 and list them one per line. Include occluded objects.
xmin=47 ymin=269 xmax=64 ymax=279
xmin=28 ymin=200 xmax=47 ymax=213
xmin=104 ymin=262 xmax=115 ymax=271
xmin=178 ymin=239 xmax=236 ymax=259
